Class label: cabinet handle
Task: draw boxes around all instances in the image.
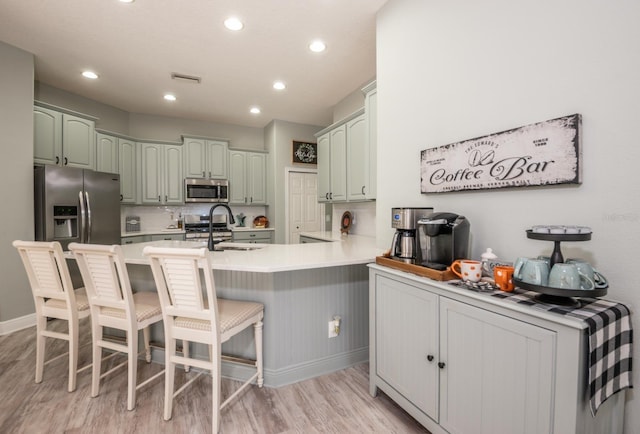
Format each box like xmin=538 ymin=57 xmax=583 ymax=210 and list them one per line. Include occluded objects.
xmin=250 ymin=197 xmax=253 ymax=203
xmin=325 ymin=193 xmax=329 ymax=200
xmin=427 ymin=355 xmax=434 ymax=362
xmin=64 ymin=157 xmax=68 ymax=165
xmin=165 ymin=195 xmax=168 ymax=202
xmin=438 ymin=362 xmax=446 ymax=369
xmin=202 ymin=171 xmax=206 ymax=177
xmin=120 ymin=194 xmax=123 ymax=201
xmin=56 ymin=156 xmax=59 ymax=164
xmin=362 ymin=186 xmax=365 ymax=195
xmin=330 ymin=192 xmax=333 ymax=200
xmin=158 ymin=195 xmax=161 ymax=202
xmin=208 ymin=171 xmax=211 ymax=178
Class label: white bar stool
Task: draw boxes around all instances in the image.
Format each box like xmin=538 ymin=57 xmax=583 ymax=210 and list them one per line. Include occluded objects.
xmin=12 ymin=240 xmax=92 ymax=392
xmin=69 ymin=242 xmax=164 ymax=411
xmin=143 ymin=246 xmax=264 ymax=433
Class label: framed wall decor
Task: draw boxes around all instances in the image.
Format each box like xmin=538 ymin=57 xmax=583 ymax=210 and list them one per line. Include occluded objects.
xmin=420 ymin=114 xmax=582 ymax=193
xmin=292 ymin=141 xmax=317 ymax=165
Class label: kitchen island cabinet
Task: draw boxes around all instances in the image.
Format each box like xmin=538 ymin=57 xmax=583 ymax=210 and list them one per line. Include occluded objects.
xmin=369 ymin=264 xmax=625 ymax=434
xmin=118 ymin=237 xmax=380 ymax=387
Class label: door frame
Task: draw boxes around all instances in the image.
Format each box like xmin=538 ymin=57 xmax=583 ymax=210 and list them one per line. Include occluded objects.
xmin=284 ymin=166 xmax=324 ymax=244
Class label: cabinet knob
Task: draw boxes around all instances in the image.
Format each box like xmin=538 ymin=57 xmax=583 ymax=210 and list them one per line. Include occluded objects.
xmin=427 ymin=355 xmax=434 ymax=362
xmin=438 ymin=362 xmax=446 ymax=369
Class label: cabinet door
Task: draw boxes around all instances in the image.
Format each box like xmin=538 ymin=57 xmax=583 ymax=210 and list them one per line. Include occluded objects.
xmin=329 ymin=125 xmax=347 ymax=201
xmin=228 ymin=151 xmax=247 ymax=204
xmin=62 ymin=114 xmax=95 ymax=169
xmin=364 ymin=87 xmax=377 ymax=199
xmin=96 ymin=133 xmax=119 ymax=174
xmin=439 ymin=298 xmax=554 ymax=434
xmin=183 ymin=138 xmax=207 ymax=178
xmin=164 ymin=145 xmax=183 ymax=204
xmin=317 ymin=132 xmax=331 ymax=202
xmin=346 ymin=113 xmax=368 ymax=201
xmin=247 ymin=152 xmax=266 ymax=204
xmin=375 ymin=275 xmax=439 ymax=420
xmin=34 ymin=106 xmax=62 ymax=166
xmin=119 ymin=139 xmax=137 ymax=203
xmin=207 ymin=140 xmax=228 ymax=179
xmin=140 ymin=143 xmax=163 ymax=204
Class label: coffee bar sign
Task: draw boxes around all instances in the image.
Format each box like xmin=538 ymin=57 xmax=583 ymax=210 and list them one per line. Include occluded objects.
xmin=420 ymin=114 xmax=582 ymax=193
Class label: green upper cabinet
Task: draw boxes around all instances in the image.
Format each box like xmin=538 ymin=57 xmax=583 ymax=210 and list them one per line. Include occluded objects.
xmin=228 ymin=150 xmax=267 ymax=205
xmin=140 ymin=143 xmax=183 ymax=205
xmin=316 ymin=121 xmax=348 ymax=203
xmin=96 ymin=133 xmax=119 ymax=174
xmin=183 ymin=137 xmax=228 ymax=179
xmin=345 ymin=113 xmax=367 ymax=201
xmin=34 ymin=105 xmax=95 ymax=170
xmin=118 ymin=138 xmax=137 ymax=203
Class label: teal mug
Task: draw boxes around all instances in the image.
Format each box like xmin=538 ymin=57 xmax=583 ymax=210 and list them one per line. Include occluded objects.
xmin=566 ymin=259 xmax=608 ymax=289
xmin=515 ymin=258 xmax=549 ymax=286
xmin=548 ymin=263 xmax=594 ymax=290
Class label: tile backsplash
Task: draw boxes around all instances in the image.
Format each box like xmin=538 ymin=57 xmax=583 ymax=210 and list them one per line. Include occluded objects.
xmin=121 ymin=204 xmax=267 ymax=233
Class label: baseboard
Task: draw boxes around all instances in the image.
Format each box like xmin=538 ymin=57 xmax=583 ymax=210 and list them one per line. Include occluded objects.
xmin=150 ymin=346 xmax=369 ymax=388
xmin=0 ymin=313 xmax=36 ymax=336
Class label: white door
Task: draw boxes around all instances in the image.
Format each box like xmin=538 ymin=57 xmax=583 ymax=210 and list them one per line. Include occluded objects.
xmin=288 ymin=171 xmax=323 ymax=243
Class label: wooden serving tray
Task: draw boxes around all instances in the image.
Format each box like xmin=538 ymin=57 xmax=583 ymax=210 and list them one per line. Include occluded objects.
xmin=375 ymin=255 xmax=457 ymax=281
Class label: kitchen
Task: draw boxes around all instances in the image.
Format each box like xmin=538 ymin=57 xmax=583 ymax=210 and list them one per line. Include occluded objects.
xmin=1 ymin=0 xmax=639 ymax=433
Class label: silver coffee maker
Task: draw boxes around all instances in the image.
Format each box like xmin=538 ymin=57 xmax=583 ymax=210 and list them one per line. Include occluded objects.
xmin=390 ymin=207 xmax=434 ymax=263
xmin=418 ymin=212 xmax=470 ymax=270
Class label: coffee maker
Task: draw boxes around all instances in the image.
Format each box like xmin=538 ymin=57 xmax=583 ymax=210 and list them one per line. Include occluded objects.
xmin=390 ymin=207 xmax=433 ymax=263
xmin=417 ymin=212 xmax=470 ymax=270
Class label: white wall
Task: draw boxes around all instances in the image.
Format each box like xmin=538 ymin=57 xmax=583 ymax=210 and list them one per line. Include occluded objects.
xmin=0 ymin=42 xmax=35 ymax=325
xmin=377 ymin=0 xmax=639 ymax=430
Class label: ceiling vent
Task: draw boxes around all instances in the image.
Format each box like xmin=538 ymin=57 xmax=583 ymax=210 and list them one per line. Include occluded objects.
xmin=171 ymin=73 xmax=201 ymax=84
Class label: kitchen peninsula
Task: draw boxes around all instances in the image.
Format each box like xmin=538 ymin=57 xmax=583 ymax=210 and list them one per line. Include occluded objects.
xmin=121 ymin=235 xmax=381 ymax=387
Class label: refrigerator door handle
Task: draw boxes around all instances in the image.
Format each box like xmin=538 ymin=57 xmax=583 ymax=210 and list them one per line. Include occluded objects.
xmin=85 ymin=191 xmax=92 ymax=243
xmin=79 ymin=191 xmax=86 ymax=243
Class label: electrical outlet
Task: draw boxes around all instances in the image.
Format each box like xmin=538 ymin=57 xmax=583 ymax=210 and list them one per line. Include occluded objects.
xmin=328 ymin=320 xmax=338 ymax=338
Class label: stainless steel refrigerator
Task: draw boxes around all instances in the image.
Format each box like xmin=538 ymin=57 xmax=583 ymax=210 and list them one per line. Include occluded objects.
xmin=34 ymin=165 xmax=121 ymax=250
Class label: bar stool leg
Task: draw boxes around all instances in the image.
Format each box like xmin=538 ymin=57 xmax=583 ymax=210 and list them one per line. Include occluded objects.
xmin=127 ymin=330 xmax=138 ymax=411
xmin=164 ymin=335 xmax=177 ymax=421
xmin=255 ymin=320 xmax=264 ymax=388
xmin=35 ymin=315 xmax=46 ymax=384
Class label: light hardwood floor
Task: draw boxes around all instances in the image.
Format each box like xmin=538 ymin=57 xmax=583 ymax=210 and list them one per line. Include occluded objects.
xmin=0 ymin=319 xmax=429 ymax=433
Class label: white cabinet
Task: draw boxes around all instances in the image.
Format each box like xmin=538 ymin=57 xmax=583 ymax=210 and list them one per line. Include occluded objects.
xmin=96 ymin=133 xmax=119 ymax=174
xmin=140 ymin=143 xmax=183 ymax=205
xmin=119 ymin=138 xmax=137 ymax=204
xmin=315 ymin=109 xmax=365 ymax=203
xmin=439 ymin=297 xmax=554 ymax=434
xmin=34 ymin=105 xmax=95 ymax=170
xmin=228 ymin=150 xmax=267 ymax=205
xmin=183 ymin=137 xmax=228 ymax=179
xmin=358 ymin=81 xmax=377 ymax=200
xmin=369 ymin=265 xmax=625 ymax=434
xmin=232 ymin=230 xmax=273 ymax=244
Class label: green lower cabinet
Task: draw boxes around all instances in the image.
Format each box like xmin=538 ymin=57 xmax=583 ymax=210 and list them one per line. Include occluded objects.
xmin=232 ymin=230 xmax=273 ymax=244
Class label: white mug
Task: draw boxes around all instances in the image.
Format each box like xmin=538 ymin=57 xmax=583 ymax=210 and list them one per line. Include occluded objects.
xmin=566 ymin=259 xmax=608 ymax=289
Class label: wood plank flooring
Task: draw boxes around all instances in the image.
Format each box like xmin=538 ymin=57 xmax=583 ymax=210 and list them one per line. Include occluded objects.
xmin=0 ymin=319 xmax=430 ymax=433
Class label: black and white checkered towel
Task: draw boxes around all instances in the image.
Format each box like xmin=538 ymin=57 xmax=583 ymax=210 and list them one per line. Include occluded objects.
xmin=488 ymin=288 xmax=633 ymax=416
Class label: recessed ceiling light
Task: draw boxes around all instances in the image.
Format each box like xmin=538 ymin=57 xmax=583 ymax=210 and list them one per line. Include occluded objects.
xmin=82 ymin=71 xmax=98 ymax=79
xmin=164 ymin=94 xmax=176 ymax=101
xmin=273 ymin=81 xmax=286 ymax=90
xmin=224 ymin=17 xmax=244 ymax=31
xmin=309 ymin=40 xmax=326 ymax=53
xmin=119 ymin=0 xmax=135 ymax=3
xmin=250 ymin=107 xmax=261 ymax=114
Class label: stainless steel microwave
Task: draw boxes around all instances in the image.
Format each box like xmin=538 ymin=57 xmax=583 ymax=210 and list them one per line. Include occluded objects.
xmin=184 ymin=178 xmax=229 ymax=203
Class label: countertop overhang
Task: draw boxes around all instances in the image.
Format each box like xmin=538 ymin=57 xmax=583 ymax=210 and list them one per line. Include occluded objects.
xmin=120 ymin=234 xmax=381 ymax=272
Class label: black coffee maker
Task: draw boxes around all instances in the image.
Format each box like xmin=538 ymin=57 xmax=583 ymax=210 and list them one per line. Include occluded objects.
xmin=417 ymin=212 xmax=470 ymax=270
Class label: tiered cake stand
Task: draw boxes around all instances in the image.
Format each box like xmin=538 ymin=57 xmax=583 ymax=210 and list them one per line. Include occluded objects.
xmin=512 ymin=230 xmax=608 ymax=306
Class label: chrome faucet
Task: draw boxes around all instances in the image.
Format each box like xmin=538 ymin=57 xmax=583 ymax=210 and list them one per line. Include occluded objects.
xmin=208 ymin=204 xmax=236 ymax=251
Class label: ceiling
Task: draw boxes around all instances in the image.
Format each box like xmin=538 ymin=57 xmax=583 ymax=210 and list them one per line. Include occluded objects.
xmin=0 ymin=0 xmax=387 ymax=128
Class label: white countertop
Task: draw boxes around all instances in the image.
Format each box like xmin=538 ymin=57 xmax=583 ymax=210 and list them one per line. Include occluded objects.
xmin=121 ymin=229 xmax=185 ymax=237
xmin=299 ymin=231 xmax=347 ymax=242
xmin=231 ymin=227 xmax=275 ymax=232
xmin=120 ymin=234 xmax=381 ymax=272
